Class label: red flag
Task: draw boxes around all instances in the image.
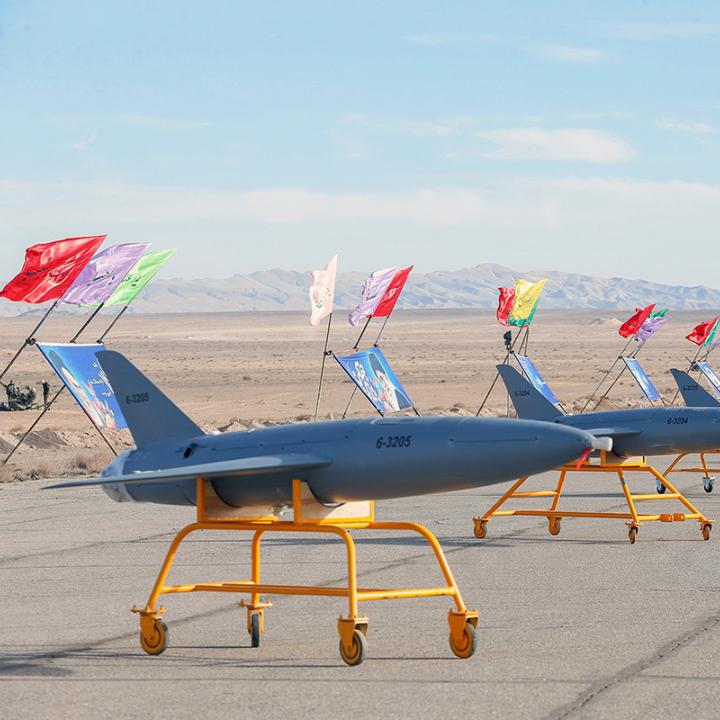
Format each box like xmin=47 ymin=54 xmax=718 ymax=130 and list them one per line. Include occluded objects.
xmin=687 ymin=316 xmax=719 ymax=346
xmin=1 ymin=236 xmax=106 ymax=304
xmin=496 ymin=287 xmax=515 ymax=326
xmin=618 ymin=304 xmax=655 ymax=338
xmin=371 ymin=266 xmax=413 ymax=318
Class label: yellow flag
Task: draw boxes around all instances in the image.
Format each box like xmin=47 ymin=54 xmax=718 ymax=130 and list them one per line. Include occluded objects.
xmin=508 ymin=278 xmax=547 ymax=326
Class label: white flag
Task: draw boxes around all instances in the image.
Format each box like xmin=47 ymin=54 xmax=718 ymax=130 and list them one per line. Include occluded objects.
xmin=309 ymin=255 xmax=337 ymax=326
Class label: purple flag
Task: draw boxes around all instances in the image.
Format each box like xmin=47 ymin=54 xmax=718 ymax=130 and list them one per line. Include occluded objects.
xmin=635 ymin=315 xmax=668 ymax=342
xmin=60 ymin=243 xmax=150 ymax=306
xmin=348 ymin=266 xmax=398 ymax=327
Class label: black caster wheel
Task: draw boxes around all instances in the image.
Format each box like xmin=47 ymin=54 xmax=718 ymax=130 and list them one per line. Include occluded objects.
xmin=250 ymin=612 xmax=261 ymax=648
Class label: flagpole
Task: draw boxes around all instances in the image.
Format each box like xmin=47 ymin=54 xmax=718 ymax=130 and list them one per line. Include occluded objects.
xmin=7 ymin=301 xmax=110 ymax=458
xmin=580 ymin=336 xmax=635 ymax=412
xmin=373 ymin=316 xmax=391 ymax=345
xmin=520 ymin=326 xmax=530 ymax=355
xmin=591 ymin=364 xmax=629 ymax=411
xmin=70 ymin=303 xmax=104 ymax=343
xmin=0 ymin=300 xmax=59 ymax=385
xmin=630 ymin=339 xmax=647 ymax=358
xmin=352 ymin=316 xmax=372 ymax=350
xmin=476 ymin=325 xmax=529 ymax=416
xmin=344 ymin=314 xmax=395 ymax=418
xmin=313 ymin=313 xmax=333 ymax=422
xmin=341 ymin=385 xmax=356 ymax=419
xmin=96 ymin=304 xmax=129 ymax=342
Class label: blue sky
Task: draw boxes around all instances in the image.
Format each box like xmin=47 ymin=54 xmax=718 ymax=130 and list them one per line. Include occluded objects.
xmin=1 ymin=1 xmax=719 ymax=284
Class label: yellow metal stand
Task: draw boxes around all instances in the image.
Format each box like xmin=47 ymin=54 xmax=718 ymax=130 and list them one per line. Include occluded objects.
xmin=132 ymin=478 xmax=478 ymax=666
xmin=663 ymin=451 xmax=718 ymax=493
xmin=472 ymin=453 xmax=714 ymax=544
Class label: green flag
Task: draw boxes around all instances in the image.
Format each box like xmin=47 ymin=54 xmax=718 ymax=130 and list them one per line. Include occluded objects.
xmin=104 ymin=249 xmax=175 ymax=306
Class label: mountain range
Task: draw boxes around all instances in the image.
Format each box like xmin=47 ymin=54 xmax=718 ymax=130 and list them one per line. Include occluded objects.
xmin=2 ymin=263 xmax=720 ymax=316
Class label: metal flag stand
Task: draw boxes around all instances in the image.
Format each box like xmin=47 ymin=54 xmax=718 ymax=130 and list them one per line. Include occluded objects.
xmin=97 ymin=304 xmax=130 ymax=343
xmin=335 ymin=347 xmax=421 ymax=419
xmin=580 ymin=336 xmax=635 ymax=412
xmin=341 ymin=315 xmax=392 ymax=419
xmin=2 ymin=249 xmax=174 ymax=464
xmin=1 ymin=304 xmax=135 ymax=465
xmin=475 ymin=325 xmax=530 ymax=417
xmin=313 ymin=313 xmax=333 ymax=422
xmin=69 ymin=302 xmax=105 ymax=343
xmin=2 ymin=309 xmax=121 ymax=465
xmin=583 ymin=338 xmax=666 ymax=411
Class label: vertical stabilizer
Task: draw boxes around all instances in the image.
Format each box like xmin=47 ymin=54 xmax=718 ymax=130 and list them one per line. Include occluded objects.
xmin=97 ymin=350 xmax=204 ymax=447
xmin=497 ymin=365 xmax=563 ymax=420
xmin=670 ymin=369 xmax=720 ymax=408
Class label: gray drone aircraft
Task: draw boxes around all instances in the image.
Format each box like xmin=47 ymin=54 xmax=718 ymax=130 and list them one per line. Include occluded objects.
xmin=47 ymin=351 xmax=605 ymax=665
xmin=51 ymin=351 xmax=602 ymax=507
xmin=497 ymin=364 xmax=720 ymax=460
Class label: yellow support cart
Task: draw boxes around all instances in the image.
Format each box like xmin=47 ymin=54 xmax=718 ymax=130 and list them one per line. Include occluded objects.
xmin=472 ymin=452 xmax=713 ymax=544
xmin=132 ymin=477 xmax=478 ymax=666
xmin=662 ymin=451 xmax=718 ymax=493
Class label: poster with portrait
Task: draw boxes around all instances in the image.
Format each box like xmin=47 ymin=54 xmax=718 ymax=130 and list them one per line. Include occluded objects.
xmin=514 ymin=355 xmax=559 ymax=404
xmin=623 ymin=357 xmax=661 ymax=402
xmin=36 ymin=343 xmax=128 ymax=429
xmin=334 ymin=347 xmax=413 ymax=415
xmin=696 ymin=361 xmax=720 ymax=398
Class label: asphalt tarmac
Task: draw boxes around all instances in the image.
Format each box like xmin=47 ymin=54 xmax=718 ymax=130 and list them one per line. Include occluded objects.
xmin=1 ymin=461 xmax=719 ymax=719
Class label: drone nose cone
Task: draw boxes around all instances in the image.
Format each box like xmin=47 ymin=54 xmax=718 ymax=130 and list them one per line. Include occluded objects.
xmin=468 ymin=419 xmax=599 ymax=482
xmin=540 ymin=423 xmax=597 ymax=464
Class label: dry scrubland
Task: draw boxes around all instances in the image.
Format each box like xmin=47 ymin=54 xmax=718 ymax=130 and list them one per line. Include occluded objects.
xmin=0 ymin=308 xmax=712 ymax=481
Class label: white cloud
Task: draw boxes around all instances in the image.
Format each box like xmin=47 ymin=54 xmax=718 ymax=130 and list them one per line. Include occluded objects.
xmin=71 ymin=132 xmax=97 ymax=151
xmin=3 ymin=177 xmax=720 ymax=284
xmin=535 ymin=45 xmax=605 ymax=63
xmin=657 ymin=120 xmax=714 ymax=135
xmin=475 ymin=127 xmax=636 ymax=163
xmin=0 ymin=176 xmax=717 ymax=231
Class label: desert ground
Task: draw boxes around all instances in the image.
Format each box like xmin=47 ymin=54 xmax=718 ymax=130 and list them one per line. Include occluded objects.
xmin=0 ymin=307 xmax=710 ymax=478
xmin=2 ymin=309 xmax=720 ymax=719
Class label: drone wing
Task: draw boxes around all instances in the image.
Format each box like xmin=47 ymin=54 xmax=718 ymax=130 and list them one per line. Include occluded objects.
xmin=45 ymin=453 xmax=332 ymax=490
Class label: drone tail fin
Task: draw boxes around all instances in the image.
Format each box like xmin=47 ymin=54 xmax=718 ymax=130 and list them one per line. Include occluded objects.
xmin=96 ymin=350 xmax=204 ymax=447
